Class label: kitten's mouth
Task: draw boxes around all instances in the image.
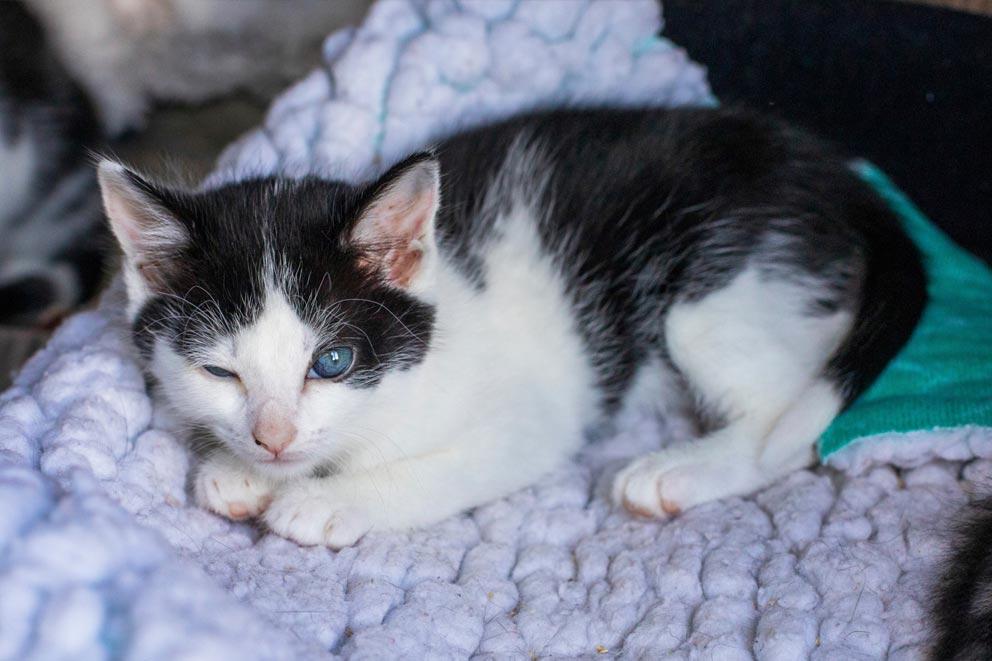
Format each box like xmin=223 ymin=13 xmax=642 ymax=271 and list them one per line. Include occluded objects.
xmin=253 ymin=452 xmax=313 ymax=475
xmin=258 ymin=454 xmax=302 ymax=466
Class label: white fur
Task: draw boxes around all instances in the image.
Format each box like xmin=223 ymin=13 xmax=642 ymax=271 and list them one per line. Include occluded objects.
xmin=118 ymin=169 xmax=853 ymax=546
xmin=151 ymin=285 xmax=343 ymax=477
xmin=193 ymin=451 xmax=274 ymax=521
xmin=264 ymin=205 xmax=597 ymax=546
xmin=613 ymin=267 xmax=848 ymax=517
xmin=144 ymin=197 xmax=598 ymax=547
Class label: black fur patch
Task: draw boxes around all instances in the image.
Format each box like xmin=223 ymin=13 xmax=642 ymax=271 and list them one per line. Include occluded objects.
xmin=0 ymin=274 xmax=56 ymax=321
xmin=431 ymin=107 xmax=924 ymax=413
xmin=931 ymin=496 xmax=992 ymax=660
xmin=131 ymin=175 xmax=435 ymax=388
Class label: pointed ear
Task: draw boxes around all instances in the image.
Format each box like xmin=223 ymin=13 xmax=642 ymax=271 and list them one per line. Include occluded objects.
xmin=97 ymin=160 xmax=186 ymax=298
xmin=350 ymin=153 xmax=440 ymax=290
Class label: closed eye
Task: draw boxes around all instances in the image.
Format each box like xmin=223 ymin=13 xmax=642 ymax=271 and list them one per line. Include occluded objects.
xmin=203 ymin=365 xmax=238 ymax=379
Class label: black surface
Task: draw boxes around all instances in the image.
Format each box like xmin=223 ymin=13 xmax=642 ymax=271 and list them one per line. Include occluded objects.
xmin=663 ymin=0 xmax=992 ymax=263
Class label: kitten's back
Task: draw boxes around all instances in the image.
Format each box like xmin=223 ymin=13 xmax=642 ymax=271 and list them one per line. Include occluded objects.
xmin=433 ymin=107 xmax=924 ymax=413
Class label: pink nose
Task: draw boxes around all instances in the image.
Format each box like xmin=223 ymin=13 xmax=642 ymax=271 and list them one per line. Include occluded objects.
xmin=252 ymin=418 xmax=296 ymax=458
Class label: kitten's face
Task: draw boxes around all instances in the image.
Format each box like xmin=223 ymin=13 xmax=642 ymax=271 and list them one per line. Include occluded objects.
xmin=98 ymin=155 xmax=440 ymax=478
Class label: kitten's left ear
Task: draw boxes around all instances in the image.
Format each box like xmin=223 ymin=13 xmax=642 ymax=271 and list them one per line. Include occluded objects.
xmin=350 ymin=153 xmax=440 ymax=292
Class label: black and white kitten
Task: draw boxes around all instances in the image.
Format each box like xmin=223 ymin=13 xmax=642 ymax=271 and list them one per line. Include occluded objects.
xmin=98 ymin=107 xmax=926 ymax=548
xmin=0 ymin=1 xmax=105 ymax=326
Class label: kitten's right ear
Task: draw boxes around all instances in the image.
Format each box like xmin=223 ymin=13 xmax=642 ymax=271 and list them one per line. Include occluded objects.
xmin=97 ymin=160 xmax=186 ymax=298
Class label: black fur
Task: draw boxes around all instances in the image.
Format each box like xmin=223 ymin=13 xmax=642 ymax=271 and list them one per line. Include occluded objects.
xmin=130 ymin=174 xmax=435 ymax=388
xmin=932 ymin=497 xmax=992 ymax=660
xmin=0 ymin=1 xmax=105 ymax=325
xmin=126 ymin=106 xmax=924 ymax=417
xmin=434 ymin=107 xmax=925 ymax=412
xmin=0 ymin=2 xmax=99 ymax=169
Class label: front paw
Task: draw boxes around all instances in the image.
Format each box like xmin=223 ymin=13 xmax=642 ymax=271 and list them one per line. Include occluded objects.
xmin=194 ymin=454 xmax=274 ymax=521
xmin=263 ymin=480 xmax=373 ymax=549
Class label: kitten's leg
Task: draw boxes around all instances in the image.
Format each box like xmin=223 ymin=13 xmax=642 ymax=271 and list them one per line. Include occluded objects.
xmin=614 ymin=380 xmax=841 ymax=516
xmin=194 ymin=451 xmax=276 ymax=520
xmin=614 ymin=269 xmax=850 ymax=518
xmin=264 ymin=432 xmax=572 ymax=548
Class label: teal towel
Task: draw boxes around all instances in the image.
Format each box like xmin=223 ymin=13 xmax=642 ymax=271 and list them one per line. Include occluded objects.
xmin=818 ymin=163 xmax=992 ymax=457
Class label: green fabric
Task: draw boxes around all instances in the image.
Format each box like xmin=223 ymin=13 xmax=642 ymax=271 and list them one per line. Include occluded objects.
xmin=818 ymin=163 xmax=992 ymax=457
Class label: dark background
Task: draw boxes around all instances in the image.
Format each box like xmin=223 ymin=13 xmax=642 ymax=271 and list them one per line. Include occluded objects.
xmin=663 ymin=0 xmax=992 ymax=264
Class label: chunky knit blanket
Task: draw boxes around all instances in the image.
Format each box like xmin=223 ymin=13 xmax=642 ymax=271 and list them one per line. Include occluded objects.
xmin=0 ymin=1 xmax=982 ymax=658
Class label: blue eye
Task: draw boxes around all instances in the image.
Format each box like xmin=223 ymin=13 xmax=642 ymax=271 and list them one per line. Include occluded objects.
xmin=203 ymin=365 xmax=237 ymax=378
xmin=308 ymin=347 xmax=355 ymax=380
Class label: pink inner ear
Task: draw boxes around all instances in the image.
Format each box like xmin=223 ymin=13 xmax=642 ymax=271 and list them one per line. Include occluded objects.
xmin=378 ymin=192 xmax=432 ymax=242
xmin=352 ymin=161 xmax=439 ymax=287
xmin=386 ymin=246 xmax=425 ymax=288
xmin=374 ymin=197 xmax=432 ymax=286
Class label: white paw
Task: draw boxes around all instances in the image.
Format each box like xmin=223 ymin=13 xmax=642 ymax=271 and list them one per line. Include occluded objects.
xmin=194 ymin=454 xmax=274 ymax=521
xmin=612 ymin=446 xmax=755 ymax=519
xmin=263 ymin=480 xmax=373 ymax=549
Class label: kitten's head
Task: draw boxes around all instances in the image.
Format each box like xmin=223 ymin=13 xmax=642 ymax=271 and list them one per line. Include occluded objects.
xmin=98 ymin=155 xmax=440 ymax=478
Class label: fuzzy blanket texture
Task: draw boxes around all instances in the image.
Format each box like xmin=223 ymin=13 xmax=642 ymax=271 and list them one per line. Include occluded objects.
xmin=0 ymin=1 xmax=986 ymax=659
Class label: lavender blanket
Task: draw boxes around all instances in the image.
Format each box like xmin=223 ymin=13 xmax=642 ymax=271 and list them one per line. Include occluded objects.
xmin=0 ymin=1 xmax=980 ymax=658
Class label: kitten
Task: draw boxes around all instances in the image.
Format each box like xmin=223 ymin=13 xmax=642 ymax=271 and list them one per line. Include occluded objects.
xmin=98 ymin=107 xmax=926 ymax=548
xmin=0 ymin=1 xmax=105 ymax=327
